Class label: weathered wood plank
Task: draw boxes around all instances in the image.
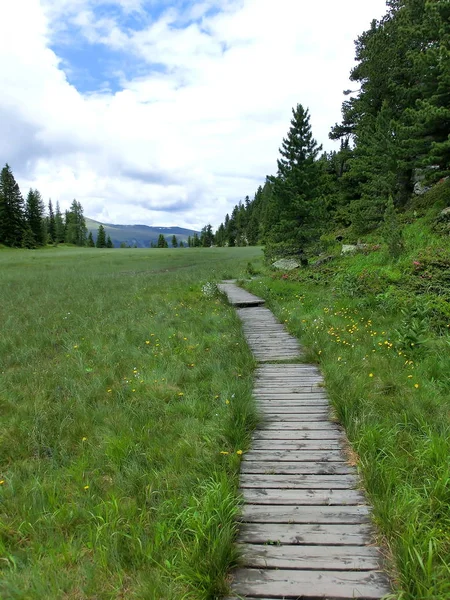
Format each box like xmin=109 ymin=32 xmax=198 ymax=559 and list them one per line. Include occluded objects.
xmin=264 ymin=414 xmax=338 ymax=431
xmin=259 ymin=406 xmax=330 ymax=414
xmin=256 ymin=423 xmax=338 ymax=432
xmin=262 ymin=415 xmax=335 ymax=423
xmin=238 ymin=523 xmax=373 ymax=545
xmin=252 ymin=430 xmax=341 ymax=440
xmin=230 ymin=568 xmax=390 ymax=598
xmin=217 ymin=284 xmax=265 ymax=307
xmin=242 ymin=488 xmax=365 ymax=505
xmin=241 ymin=504 xmax=371 ymax=524
xmin=250 ymin=439 xmax=341 ymax=450
xmin=240 ymin=461 xmax=354 ymax=475
xmin=244 ymin=450 xmax=345 ymax=462
xmin=240 ymin=474 xmax=358 ymax=489
xmin=238 ymin=544 xmax=382 ymax=570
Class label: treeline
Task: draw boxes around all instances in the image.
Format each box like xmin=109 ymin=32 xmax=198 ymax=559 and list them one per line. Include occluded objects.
xmin=0 ymin=163 xmax=114 ymax=248
xmin=215 ymin=0 xmax=450 ymax=254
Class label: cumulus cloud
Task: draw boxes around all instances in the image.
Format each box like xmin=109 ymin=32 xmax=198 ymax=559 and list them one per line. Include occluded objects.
xmin=1 ymin=0 xmax=388 ymax=229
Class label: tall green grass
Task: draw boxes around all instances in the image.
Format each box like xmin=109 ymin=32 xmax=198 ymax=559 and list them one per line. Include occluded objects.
xmin=0 ymin=246 xmax=262 ymax=599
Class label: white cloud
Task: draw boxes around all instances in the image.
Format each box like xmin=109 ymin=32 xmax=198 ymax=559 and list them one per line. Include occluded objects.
xmin=1 ymin=0 xmax=388 ymax=229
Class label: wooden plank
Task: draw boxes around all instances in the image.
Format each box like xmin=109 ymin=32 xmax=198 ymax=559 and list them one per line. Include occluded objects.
xmin=253 ymin=387 xmax=328 ymax=400
xmin=244 ymin=450 xmax=345 ymax=462
xmin=264 ymin=420 xmax=336 ymax=428
xmin=261 ymin=415 xmax=333 ymax=423
xmin=230 ymin=568 xmax=390 ymax=598
xmin=259 ymin=406 xmax=330 ymax=412
xmin=241 ymin=462 xmax=354 ymax=475
xmin=241 ymin=504 xmax=370 ymax=524
xmin=254 ymin=423 xmax=338 ymax=431
xmin=262 ymin=418 xmax=338 ymax=427
xmin=252 ymin=430 xmax=341 ymax=440
xmin=262 ymin=414 xmax=331 ymax=423
xmin=242 ymin=488 xmax=365 ymax=505
xmin=238 ymin=544 xmax=382 ymax=570
xmin=240 ymin=474 xmax=358 ymax=489
xmin=253 ymin=384 xmax=323 ymax=396
xmin=251 ymin=440 xmax=341 ymax=450
xmin=238 ymin=523 xmax=373 ymax=545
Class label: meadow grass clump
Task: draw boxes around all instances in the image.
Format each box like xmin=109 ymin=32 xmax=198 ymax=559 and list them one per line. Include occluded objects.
xmin=0 ymin=246 xmax=262 ymax=599
xmin=245 ymin=238 xmax=450 ymax=599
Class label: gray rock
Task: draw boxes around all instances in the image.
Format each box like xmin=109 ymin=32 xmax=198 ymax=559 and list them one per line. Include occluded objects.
xmin=341 ymin=244 xmax=358 ymax=254
xmin=341 ymin=244 xmax=369 ymax=255
xmin=272 ymin=258 xmax=300 ymax=270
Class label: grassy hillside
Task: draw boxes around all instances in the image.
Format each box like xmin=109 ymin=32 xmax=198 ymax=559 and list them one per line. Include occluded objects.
xmin=85 ymin=217 xmax=198 ymax=248
xmin=243 ymin=184 xmax=450 ymax=599
xmin=0 ymin=246 xmax=263 ymax=599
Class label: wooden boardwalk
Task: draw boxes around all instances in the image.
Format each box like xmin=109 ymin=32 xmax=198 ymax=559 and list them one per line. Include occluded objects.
xmin=219 ymin=282 xmax=390 ymax=600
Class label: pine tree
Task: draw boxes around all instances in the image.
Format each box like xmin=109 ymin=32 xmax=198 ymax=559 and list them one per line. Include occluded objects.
xmin=383 ymin=195 xmax=404 ymax=258
xmin=200 ymin=224 xmax=214 ymax=247
xmin=65 ymin=200 xmax=87 ymax=246
xmin=47 ymin=200 xmax=56 ymax=243
xmin=25 ymin=189 xmax=46 ymax=246
xmin=106 ymin=235 xmax=113 ymax=248
xmin=269 ymin=104 xmax=323 ymax=252
xmin=0 ymin=164 xmax=25 ymax=247
xmin=157 ymin=234 xmax=168 ymax=248
xmin=96 ymin=225 xmax=106 ymax=248
xmin=54 ymin=202 xmax=65 ymax=244
xmin=171 ymin=234 xmax=178 ymax=248
xmin=87 ymin=231 xmax=95 ymax=247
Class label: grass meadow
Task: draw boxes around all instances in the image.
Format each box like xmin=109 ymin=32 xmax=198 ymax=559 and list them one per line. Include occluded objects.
xmin=0 ymin=246 xmax=263 ymax=599
xmin=245 ymin=233 xmax=450 ymax=599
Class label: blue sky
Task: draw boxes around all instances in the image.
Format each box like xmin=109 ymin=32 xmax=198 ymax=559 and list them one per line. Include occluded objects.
xmin=1 ymin=0 xmax=389 ymax=228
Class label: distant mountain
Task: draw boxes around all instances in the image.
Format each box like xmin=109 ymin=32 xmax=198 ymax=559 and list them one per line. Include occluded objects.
xmin=85 ymin=218 xmax=199 ymax=248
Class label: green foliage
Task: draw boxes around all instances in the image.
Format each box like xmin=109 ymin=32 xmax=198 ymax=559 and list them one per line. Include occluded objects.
xmin=157 ymin=233 xmax=168 ymax=248
xmin=47 ymin=200 xmax=56 ymax=244
xmin=0 ymin=163 xmax=25 ymax=247
xmin=106 ymin=235 xmax=113 ymax=248
xmin=383 ymin=195 xmax=405 ymax=258
xmin=87 ymin=231 xmax=95 ymax=247
xmin=96 ymin=224 xmax=106 ymax=248
xmin=65 ymin=200 xmax=87 ymax=246
xmin=25 ymin=189 xmax=46 ymax=246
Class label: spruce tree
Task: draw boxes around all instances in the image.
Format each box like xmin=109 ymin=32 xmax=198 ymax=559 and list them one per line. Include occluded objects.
xmin=106 ymin=235 xmax=113 ymax=248
xmin=0 ymin=164 xmax=25 ymax=247
xmin=25 ymin=189 xmax=46 ymax=246
xmin=54 ymin=202 xmax=65 ymax=244
xmin=47 ymin=200 xmax=56 ymax=243
xmin=87 ymin=231 xmax=95 ymax=247
xmin=171 ymin=234 xmax=178 ymax=247
xmin=65 ymin=200 xmax=87 ymax=246
xmin=269 ymin=104 xmax=323 ymax=252
xmin=96 ymin=225 xmax=106 ymax=248
xmin=383 ymin=195 xmax=404 ymax=258
xmin=157 ymin=234 xmax=167 ymax=248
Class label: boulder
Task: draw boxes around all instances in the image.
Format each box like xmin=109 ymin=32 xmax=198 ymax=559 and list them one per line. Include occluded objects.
xmin=272 ymin=258 xmax=300 ymax=270
xmin=341 ymin=243 xmax=369 ymax=255
xmin=341 ymin=244 xmax=358 ymax=254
